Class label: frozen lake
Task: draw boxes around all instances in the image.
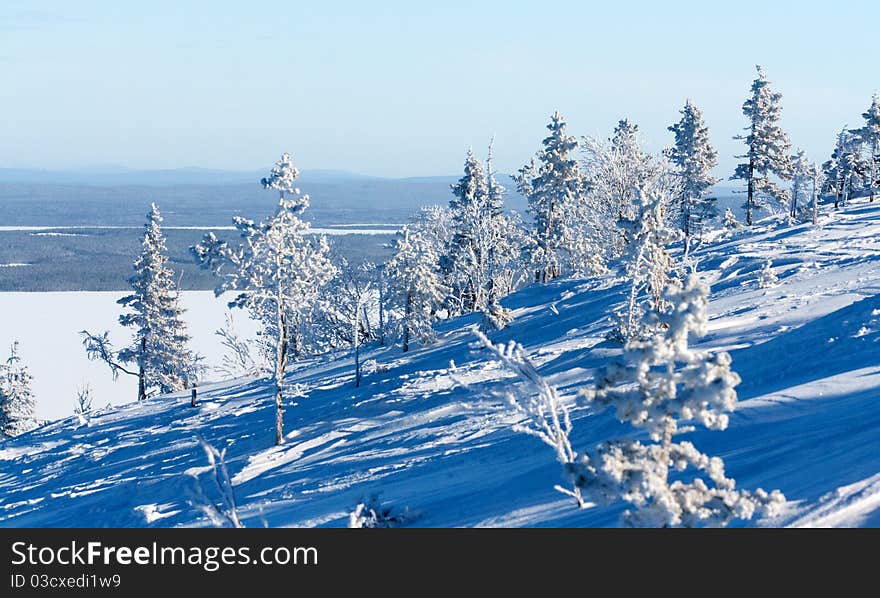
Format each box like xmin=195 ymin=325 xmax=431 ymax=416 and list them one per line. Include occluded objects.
xmin=0 ymin=291 xmax=259 ymax=421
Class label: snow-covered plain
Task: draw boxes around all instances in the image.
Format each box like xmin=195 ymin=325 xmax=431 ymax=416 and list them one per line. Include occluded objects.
xmin=0 ymin=292 xmax=258 ymax=421
xmin=1 ymin=200 xmax=880 ymax=527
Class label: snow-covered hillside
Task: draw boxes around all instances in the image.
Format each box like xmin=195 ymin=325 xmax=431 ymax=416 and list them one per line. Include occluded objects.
xmin=2 ymin=200 xmax=879 ymax=528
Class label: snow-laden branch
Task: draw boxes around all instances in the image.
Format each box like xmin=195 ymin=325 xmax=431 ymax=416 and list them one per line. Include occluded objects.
xmin=79 ymin=331 xmax=139 ymax=379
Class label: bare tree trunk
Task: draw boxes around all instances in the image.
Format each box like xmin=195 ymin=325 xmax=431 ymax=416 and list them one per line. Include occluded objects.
xmin=361 ymin=304 xmax=372 ymax=339
xmin=274 ymin=309 xmax=288 ymax=446
xmin=746 ymin=159 xmax=755 ymax=226
xmin=811 ymin=170 xmax=819 ymax=226
xmin=353 ymin=301 xmax=361 ymax=387
xmin=683 ymin=196 xmax=691 ymax=238
xmin=378 ymin=267 xmax=386 ymax=347
xmin=137 ymin=336 xmax=147 ymax=402
xmin=871 ymin=147 xmax=876 ymax=203
xmin=403 ymin=291 xmax=412 ymax=353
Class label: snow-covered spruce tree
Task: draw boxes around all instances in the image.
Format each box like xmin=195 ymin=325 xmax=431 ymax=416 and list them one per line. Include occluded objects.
xmin=444 ymin=148 xmax=490 ymax=314
xmin=444 ymin=142 xmax=520 ymax=327
xmin=789 ymin=149 xmax=812 ymax=222
xmin=0 ymin=342 xmax=37 ymax=439
xmin=379 ymin=205 xmax=454 ymax=341
xmin=615 ymin=184 xmax=680 ymax=342
xmin=82 ymin=203 xmax=200 ymax=402
xmin=722 ymin=208 xmax=741 ymax=229
xmin=193 ymin=153 xmax=337 ymax=446
xmin=386 ymin=226 xmax=447 ymax=352
xmin=810 ymin=162 xmax=824 ymax=226
xmin=822 ymin=128 xmax=849 ymax=209
xmin=479 ymin=141 xmax=521 ymax=329
xmin=474 ymin=331 xmax=585 ymax=507
xmin=516 ymin=111 xmax=583 ymax=283
xmin=843 ymin=132 xmax=869 ymax=204
xmin=857 ymin=95 xmax=880 ymax=203
xmin=667 ymin=100 xmax=719 ymax=239
xmin=580 ymin=275 xmax=785 ymax=527
xmin=731 ymin=66 xmax=792 ymax=225
xmin=825 ymin=128 xmax=868 ymax=208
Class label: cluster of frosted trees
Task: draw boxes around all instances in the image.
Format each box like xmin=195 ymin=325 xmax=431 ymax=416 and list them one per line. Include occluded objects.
xmin=468 ymin=66 xmax=880 ymax=527
xmin=822 ymin=95 xmax=880 ymax=208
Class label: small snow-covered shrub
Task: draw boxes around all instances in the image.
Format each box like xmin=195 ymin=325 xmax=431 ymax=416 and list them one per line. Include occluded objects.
xmin=359 ymin=359 xmax=390 ymax=378
xmin=74 ymin=383 xmax=93 ymax=426
xmin=348 ymin=495 xmax=415 ymax=528
xmin=480 ymin=300 xmax=514 ymax=331
xmin=756 ymin=260 xmax=778 ymax=288
xmin=484 ymin=275 xmax=786 ymax=527
xmin=723 ymin=208 xmax=741 ymax=229
xmin=580 ymin=275 xmax=785 ymax=527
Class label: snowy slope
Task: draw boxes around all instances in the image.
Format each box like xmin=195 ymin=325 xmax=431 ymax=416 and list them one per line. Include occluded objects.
xmin=2 ymin=199 xmax=880 ymax=528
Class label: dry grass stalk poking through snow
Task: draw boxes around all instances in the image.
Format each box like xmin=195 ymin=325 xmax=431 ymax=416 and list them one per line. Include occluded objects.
xmin=474 ymin=331 xmax=585 ymax=508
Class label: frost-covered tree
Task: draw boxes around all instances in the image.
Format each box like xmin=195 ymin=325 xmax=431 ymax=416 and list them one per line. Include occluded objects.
xmin=582 ymin=120 xmax=675 ymax=260
xmin=479 ymin=141 xmax=521 ymax=328
xmin=810 ymin=162 xmax=824 ymax=226
xmin=580 ymin=275 xmax=786 ymax=527
xmin=260 ymin=152 xmax=299 ymax=199
xmin=443 ymin=143 xmax=521 ymax=325
xmin=193 ymin=153 xmax=337 ymax=445
xmin=667 ymin=100 xmax=719 ymax=238
xmin=516 ymin=112 xmax=582 ymax=283
xmin=857 ymin=95 xmax=880 ymax=203
xmin=615 ymin=185 xmax=679 ymax=341
xmin=82 ymin=203 xmax=200 ymax=401
xmin=386 ymin=226 xmax=447 ymax=352
xmin=823 ymin=128 xmax=849 ymax=209
xmin=732 ymin=66 xmax=793 ymax=225
xmin=823 ymin=128 xmax=867 ymax=208
xmin=722 ymin=208 xmax=741 ymax=229
xmin=319 ymin=258 xmax=377 ymax=386
xmin=0 ymin=342 xmax=37 ymax=439
xmin=444 ymin=148 xmax=490 ymax=313
xmin=789 ymin=149 xmax=812 ymax=221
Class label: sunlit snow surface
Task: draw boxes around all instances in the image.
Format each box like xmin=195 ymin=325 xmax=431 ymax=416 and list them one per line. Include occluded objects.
xmin=1 ymin=200 xmax=879 ymax=527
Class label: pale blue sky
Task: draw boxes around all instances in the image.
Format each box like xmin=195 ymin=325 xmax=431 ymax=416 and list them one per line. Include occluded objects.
xmin=1 ymin=1 xmax=877 ymax=178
